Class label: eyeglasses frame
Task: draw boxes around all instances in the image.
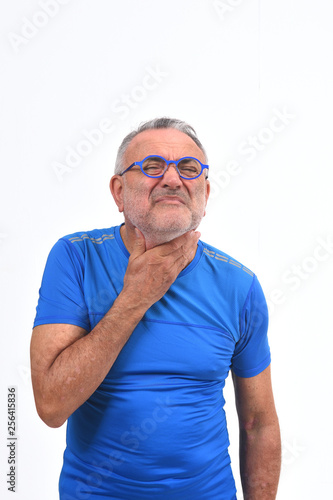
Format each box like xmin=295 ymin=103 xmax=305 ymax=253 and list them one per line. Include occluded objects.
xmin=119 ymin=155 xmax=209 ymax=180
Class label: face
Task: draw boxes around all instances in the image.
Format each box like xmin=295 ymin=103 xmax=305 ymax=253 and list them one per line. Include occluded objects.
xmin=110 ymin=128 xmax=210 ymax=247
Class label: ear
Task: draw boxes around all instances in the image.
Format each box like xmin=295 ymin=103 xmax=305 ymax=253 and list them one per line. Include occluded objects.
xmin=110 ymin=175 xmax=124 ymax=213
xmin=203 ymin=179 xmax=210 ymax=216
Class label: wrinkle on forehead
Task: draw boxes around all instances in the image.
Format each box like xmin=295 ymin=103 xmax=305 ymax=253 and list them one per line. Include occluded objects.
xmin=124 ymin=129 xmax=206 ymax=165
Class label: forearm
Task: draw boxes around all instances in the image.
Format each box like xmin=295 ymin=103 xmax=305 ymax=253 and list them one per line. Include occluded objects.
xmin=239 ymin=421 xmax=281 ymax=499
xmin=32 ymin=230 xmax=200 ymax=428
xmin=35 ymin=293 xmax=146 ymax=427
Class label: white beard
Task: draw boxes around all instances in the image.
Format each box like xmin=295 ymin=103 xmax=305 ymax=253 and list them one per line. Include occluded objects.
xmin=122 ymin=190 xmax=205 ymax=249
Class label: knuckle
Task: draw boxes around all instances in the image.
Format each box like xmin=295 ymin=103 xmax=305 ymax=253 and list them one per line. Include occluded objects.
xmin=159 ymin=259 xmax=172 ymax=275
xmin=169 ymin=239 xmax=179 ymax=251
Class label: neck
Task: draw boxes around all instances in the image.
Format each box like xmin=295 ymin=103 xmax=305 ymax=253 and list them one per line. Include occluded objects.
xmin=120 ymin=224 xmax=197 ymax=257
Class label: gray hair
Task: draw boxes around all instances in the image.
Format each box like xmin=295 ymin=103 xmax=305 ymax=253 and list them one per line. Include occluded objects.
xmin=114 ymin=117 xmax=208 ymax=175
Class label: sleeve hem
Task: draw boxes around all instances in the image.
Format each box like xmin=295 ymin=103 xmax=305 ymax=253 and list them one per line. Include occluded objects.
xmin=232 ymin=353 xmax=271 ymax=378
xmin=33 ymin=317 xmax=90 ymax=331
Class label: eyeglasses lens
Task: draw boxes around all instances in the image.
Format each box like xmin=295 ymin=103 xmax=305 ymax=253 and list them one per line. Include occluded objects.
xmin=142 ymin=157 xmax=201 ymax=178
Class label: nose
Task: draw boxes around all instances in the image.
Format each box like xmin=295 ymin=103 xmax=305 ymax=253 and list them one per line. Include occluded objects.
xmin=161 ymin=163 xmax=182 ymax=188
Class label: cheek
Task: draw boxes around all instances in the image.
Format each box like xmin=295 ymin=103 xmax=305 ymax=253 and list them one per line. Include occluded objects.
xmin=191 ymin=185 xmax=207 ymax=204
xmin=123 ymin=182 xmax=152 ymax=208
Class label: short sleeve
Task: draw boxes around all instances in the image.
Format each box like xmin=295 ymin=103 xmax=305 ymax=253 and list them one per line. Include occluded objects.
xmin=33 ymin=239 xmax=90 ymax=331
xmin=231 ymin=275 xmax=271 ymax=378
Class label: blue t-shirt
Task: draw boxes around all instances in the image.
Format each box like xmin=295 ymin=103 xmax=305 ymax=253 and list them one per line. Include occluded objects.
xmin=34 ymin=224 xmax=270 ymax=500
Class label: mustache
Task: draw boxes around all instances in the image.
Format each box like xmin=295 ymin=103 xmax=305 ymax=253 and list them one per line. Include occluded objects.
xmin=151 ymin=190 xmax=189 ymax=203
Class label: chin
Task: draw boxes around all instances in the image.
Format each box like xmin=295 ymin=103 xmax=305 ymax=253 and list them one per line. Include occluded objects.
xmin=143 ymin=222 xmax=196 ymax=249
xmin=125 ymin=208 xmax=203 ymax=247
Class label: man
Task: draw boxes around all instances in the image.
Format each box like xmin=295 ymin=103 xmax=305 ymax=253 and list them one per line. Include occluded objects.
xmin=31 ymin=118 xmax=281 ymax=499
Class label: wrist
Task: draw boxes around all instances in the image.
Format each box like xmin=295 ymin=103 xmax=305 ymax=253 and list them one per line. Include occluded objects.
xmin=110 ymin=290 xmax=149 ymax=323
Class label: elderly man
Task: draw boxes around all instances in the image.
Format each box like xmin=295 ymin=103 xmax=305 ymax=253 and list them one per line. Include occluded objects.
xmin=31 ymin=118 xmax=281 ymax=499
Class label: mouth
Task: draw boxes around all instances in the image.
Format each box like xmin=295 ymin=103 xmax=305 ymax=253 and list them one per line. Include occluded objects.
xmin=154 ymin=196 xmax=186 ymax=205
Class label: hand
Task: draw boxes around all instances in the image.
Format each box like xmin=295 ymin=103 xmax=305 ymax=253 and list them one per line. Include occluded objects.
xmin=121 ymin=229 xmax=200 ymax=310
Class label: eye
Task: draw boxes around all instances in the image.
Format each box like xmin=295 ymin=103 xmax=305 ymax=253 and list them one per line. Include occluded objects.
xmin=144 ymin=165 xmax=161 ymax=173
xmin=142 ymin=157 xmax=165 ymax=175
xmin=178 ymin=159 xmax=201 ymax=177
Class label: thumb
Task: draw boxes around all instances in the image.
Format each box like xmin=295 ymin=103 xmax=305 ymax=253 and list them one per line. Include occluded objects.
xmin=130 ymin=228 xmax=146 ymax=257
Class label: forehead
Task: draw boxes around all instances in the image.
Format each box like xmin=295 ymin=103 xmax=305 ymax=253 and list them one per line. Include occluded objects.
xmin=124 ymin=128 xmax=205 ymax=163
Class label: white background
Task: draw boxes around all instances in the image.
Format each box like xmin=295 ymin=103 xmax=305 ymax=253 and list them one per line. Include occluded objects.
xmin=1 ymin=1 xmax=332 ymax=498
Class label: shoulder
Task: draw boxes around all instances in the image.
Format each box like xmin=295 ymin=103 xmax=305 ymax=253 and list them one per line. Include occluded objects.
xmin=46 ymin=225 xmax=121 ymax=268
xmin=199 ymin=239 xmax=256 ymax=290
xmin=58 ymin=225 xmax=119 ymax=254
xmin=61 ymin=226 xmax=117 ymax=246
xmin=191 ymin=240 xmax=265 ymax=343
xmin=198 ymin=242 xmax=268 ymax=333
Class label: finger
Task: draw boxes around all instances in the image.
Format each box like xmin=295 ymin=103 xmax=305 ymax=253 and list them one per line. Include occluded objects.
xmin=157 ymin=230 xmax=199 ymax=257
xmin=177 ymin=234 xmax=200 ymax=263
xmin=164 ymin=232 xmax=200 ymax=273
xmin=171 ymin=231 xmax=201 ymax=259
xmin=129 ymin=228 xmax=146 ymax=259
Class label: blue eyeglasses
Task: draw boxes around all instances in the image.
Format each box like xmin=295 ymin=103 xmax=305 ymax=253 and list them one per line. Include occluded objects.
xmin=120 ymin=155 xmax=209 ymax=180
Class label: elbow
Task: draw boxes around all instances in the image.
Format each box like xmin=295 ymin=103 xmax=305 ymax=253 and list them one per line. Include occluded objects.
xmin=32 ymin=379 xmax=69 ymax=428
xmin=239 ymin=416 xmax=261 ymax=433
xmin=240 ymin=410 xmax=280 ymax=433
xmin=34 ymin=399 xmax=68 ymax=428
xmin=240 ymin=415 xmax=281 ymax=453
xmin=37 ymin=406 xmax=67 ymax=428
xmin=239 ymin=414 xmax=281 ymax=448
